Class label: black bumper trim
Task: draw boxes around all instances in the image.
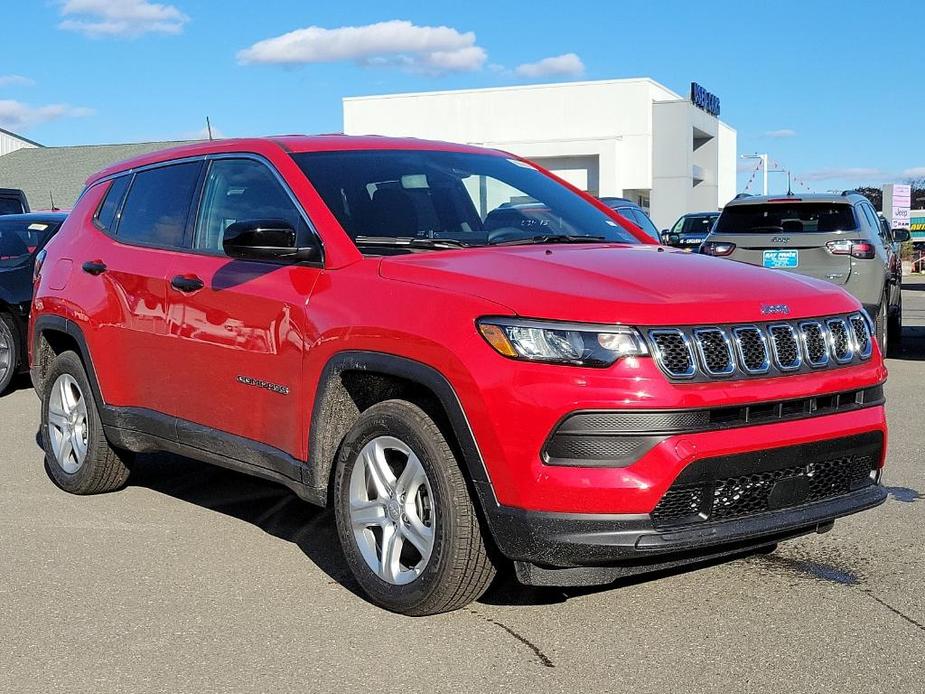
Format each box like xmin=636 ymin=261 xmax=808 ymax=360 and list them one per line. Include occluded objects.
xmin=488 ymin=484 xmax=887 ymax=570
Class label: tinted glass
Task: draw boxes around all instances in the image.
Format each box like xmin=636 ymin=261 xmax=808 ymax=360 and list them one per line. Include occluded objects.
xmin=626 ymin=208 xmax=661 ymax=241
xmin=94 ymin=175 xmax=130 ymax=233
xmin=292 ymin=150 xmax=638 ymax=251
xmin=0 ymin=218 xmax=58 ymax=266
xmin=194 ymin=159 xmax=303 ymax=252
xmin=677 ymin=214 xmax=718 ymax=235
xmin=117 ymin=162 xmax=201 ymax=247
xmin=713 ymin=203 xmax=858 ymax=234
xmin=0 ymin=198 xmax=25 ymax=215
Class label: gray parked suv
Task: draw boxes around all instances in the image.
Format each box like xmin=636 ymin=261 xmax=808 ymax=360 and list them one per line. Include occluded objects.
xmin=701 ymin=192 xmax=909 ymax=352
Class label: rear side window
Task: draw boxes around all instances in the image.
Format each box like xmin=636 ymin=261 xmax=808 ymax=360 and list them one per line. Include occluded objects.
xmin=117 ymin=162 xmax=202 ymax=248
xmin=94 ymin=176 xmax=130 ymax=233
xmin=713 ymin=203 xmax=858 ymax=234
xmin=0 ymin=198 xmax=25 ymax=215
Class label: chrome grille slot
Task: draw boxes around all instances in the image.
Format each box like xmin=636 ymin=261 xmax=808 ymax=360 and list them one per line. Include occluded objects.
xmin=649 ymin=329 xmax=695 ymax=378
xmin=768 ymin=324 xmax=802 ymax=371
xmin=849 ymin=313 xmax=872 ymax=359
xmin=693 ymin=328 xmax=735 ymax=376
xmin=732 ymin=326 xmax=770 ymax=374
xmin=800 ymin=321 xmax=829 ymax=367
xmin=826 ymin=318 xmax=853 ymax=363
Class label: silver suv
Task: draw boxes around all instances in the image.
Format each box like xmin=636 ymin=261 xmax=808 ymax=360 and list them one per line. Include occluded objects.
xmin=701 ymin=192 xmax=909 ymax=352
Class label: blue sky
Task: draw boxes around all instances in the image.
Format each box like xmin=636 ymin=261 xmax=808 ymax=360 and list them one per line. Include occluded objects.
xmin=2 ymin=0 xmax=923 ymax=194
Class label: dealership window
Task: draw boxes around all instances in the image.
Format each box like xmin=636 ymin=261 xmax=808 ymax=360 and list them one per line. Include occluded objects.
xmin=117 ymin=162 xmax=202 ymax=247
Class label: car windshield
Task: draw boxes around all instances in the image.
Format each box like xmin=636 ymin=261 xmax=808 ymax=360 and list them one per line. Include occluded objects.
xmin=0 ymin=219 xmax=56 ymax=266
xmin=292 ymin=150 xmax=640 ymax=252
xmin=713 ymin=203 xmax=858 ymax=234
xmin=675 ymin=214 xmax=718 ymax=235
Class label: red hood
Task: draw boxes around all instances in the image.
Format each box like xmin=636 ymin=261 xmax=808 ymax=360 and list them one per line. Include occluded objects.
xmin=378 ymin=244 xmax=860 ymax=325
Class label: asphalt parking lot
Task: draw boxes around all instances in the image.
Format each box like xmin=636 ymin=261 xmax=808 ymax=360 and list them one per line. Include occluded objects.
xmin=1 ymin=282 xmax=924 ymax=694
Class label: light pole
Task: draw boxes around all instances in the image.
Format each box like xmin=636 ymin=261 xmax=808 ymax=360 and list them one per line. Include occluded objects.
xmin=741 ymin=153 xmax=768 ymax=196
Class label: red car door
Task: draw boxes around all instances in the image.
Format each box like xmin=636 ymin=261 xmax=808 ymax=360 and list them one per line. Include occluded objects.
xmin=76 ymin=162 xmax=203 ymax=414
xmin=161 ymin=156 xmax=322 ymax=461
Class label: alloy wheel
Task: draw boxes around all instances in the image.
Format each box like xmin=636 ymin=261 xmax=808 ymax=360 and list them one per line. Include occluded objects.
xmin=0 ymin=325 xmax=11 ymax=388
xmin=47 ymin=374 xmax=90 ymax=474
xmin=348 ymin=435 xmax=435 ymax=585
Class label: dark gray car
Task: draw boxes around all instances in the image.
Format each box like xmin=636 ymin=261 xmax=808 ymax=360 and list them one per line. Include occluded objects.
xmin=701 ymin=192 xmax=909 ymax=352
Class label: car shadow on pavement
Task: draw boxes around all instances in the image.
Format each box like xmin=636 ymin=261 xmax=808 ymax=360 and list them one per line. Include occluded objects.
xmin=1 ymin=373 xmax=34 ymax=398
xmin=123 ymin=452 xmax=366 ymax=598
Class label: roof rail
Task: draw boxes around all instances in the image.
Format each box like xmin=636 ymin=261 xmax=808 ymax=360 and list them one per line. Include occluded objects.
xmin=841 ymin=189 xmax=859 ymax=197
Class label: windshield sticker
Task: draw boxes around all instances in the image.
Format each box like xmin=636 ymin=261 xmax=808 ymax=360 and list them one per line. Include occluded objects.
xmin=28 ymin=223 xmax=49 ymax=231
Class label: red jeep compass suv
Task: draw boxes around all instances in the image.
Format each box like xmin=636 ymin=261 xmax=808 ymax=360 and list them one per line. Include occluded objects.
xmin=30 ymin=136 xmax=888 ymax=615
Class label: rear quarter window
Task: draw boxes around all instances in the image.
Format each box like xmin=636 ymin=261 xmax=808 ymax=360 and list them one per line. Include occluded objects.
xmin=714 ymin=203 xmax=858 ymax=234
xmin=93 ymin=175 xmax=131 ymax=233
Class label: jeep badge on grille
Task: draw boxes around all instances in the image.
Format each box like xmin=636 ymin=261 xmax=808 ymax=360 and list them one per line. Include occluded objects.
xmin=761 ymin=304 xmax=791 ymax=315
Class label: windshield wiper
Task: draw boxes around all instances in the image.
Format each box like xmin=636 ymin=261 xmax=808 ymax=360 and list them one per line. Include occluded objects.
xmin=354 ymin=235 xmax=471 ymax=249
xmin=489 ymin=234 xmax=608 ymax=246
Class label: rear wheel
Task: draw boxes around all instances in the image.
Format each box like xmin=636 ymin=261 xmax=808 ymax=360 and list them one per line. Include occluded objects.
xmin=333 ymin=400 xmax=496 ymax=615
xmin=0 ymin=313 xmax=18 ymax=395
xmin=887 ymin=292 xmax=903 ymax=353
xmin=875 ymin=301 xmax=888 ymax=355
xmin=42 ymin=351 xmax=131 ymax=494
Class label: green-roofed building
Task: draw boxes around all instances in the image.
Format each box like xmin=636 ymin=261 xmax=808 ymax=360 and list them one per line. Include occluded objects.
xmin=0 ymin=138 xmax=194 ymax=210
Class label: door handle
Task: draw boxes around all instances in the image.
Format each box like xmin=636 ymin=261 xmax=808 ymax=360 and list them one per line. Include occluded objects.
xmin=171 ymin=275 xmax=205 ymax=293
xmin=82 ymin=260 xmax=107 ymax=276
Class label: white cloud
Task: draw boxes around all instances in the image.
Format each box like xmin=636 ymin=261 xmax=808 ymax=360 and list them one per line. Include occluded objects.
xmin=764 ymin=128 xmax=797 ymax=138
xmin=0 ymin=75 xmax=35 ymax=87
xmin=514 ymin=53 xmax=585 ymax=79
xmin=902 ymin=167 xmax=925 ymax=179
xmin=237 ymin=20 xmax=486 ymax=74
xmin=0 ymin=100 xmax=94 ymax=132
xmin=58 ymin=0 xmax=189 ymax=38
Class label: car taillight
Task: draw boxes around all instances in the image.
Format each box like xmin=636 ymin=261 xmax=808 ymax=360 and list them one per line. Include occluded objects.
xmin=700 ymin=241 xmax=736 ymax=256
xmin=825 ymin=239 xmax=875 ymax=259
xmin=33 ymin=249 xmax=47 ymax=283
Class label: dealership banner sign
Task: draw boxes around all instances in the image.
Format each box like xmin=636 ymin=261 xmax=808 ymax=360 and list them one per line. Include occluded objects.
xmin=690 ymin=82 xmax=720 ymax=116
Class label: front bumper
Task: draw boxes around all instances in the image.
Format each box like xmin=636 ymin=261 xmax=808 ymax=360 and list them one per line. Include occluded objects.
xmin=485 ymin=430 xmax=887 ymax=586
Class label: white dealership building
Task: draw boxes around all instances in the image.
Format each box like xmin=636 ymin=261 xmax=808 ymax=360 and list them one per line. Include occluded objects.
xmin=343 ymin=77 xmax=737 ymax=231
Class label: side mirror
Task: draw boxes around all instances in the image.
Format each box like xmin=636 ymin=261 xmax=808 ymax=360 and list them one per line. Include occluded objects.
xmin=667 ymin=233 xmax=681 ymax=246
xmin=223 ymin=219 xmax=319 ymax=263
xmin=892 ymin=228 xmax=911 ymax=243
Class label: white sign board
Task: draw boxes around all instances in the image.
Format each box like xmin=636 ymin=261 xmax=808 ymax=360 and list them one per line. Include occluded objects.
xmin=883 ymin=183 xmax=912 ymax=231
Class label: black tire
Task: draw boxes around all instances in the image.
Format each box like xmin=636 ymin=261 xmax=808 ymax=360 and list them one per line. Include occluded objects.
xmin=41 ymin=351 xmax=131 ymax=495
xmin=875 ymin=301 xmax=888 ymax=355
xmin=0 ymin=312 xmax=19 ymax=395
xmin=887 ymin=294 xmax=903 ymax=353
xmin=333 ymin=399 xmax=496 ymax=615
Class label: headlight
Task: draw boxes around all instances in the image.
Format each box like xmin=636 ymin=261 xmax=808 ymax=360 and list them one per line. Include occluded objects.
xmin=477 ymin=317 xmax=647 ymax=367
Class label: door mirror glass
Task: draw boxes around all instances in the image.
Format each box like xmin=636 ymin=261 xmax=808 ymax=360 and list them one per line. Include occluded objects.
xmin=892 ymin=228 xmax=911 ymax=243
xmin=223 ymin=219 xmax=318 ymax=262
xmin=667 ymin=232 xmax=681 ymax=246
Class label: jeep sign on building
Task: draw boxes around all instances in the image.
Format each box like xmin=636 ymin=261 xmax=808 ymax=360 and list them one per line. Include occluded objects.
xmin=343 ymin=77 xmax=737 ymax=231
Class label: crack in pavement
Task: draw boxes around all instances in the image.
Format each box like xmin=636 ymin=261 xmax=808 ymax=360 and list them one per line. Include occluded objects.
xmin=862 ymin=590 xmax=925 ymax=633
xmin=466 ymin=609 xmax=555 ymax=668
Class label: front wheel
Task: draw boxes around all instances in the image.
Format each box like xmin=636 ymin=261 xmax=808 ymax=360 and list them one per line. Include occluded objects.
xmin=333 ymin=400 xmax=496 ymax=615
xmin=875 ymin=302 xmax=888 ymax=355
xmin=887 ymin=294 xmax=903 ymax=353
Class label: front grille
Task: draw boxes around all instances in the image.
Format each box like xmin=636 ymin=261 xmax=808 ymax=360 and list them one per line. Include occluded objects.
xmin=733 ymin=326 xmax=770 ymax=373
xmin=651 ymin=432 xmax=883 ymax=528
xmin=800 ymin=321 xmax=829 ymax=367
xmin=850 ymin=313 xmax=873 ymax=359
xmin=694 ymin=328 xmax=735 ymax=376
xmin=827 ymin=318 xmax=853 ymax=363
xmin=646 ymin=313 xmax=872 ymax=382
xmin=650 ymin=330 xmax=695 ymax=378
xmin=768 ymin=324 xmax=801 ymax=370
